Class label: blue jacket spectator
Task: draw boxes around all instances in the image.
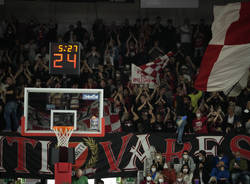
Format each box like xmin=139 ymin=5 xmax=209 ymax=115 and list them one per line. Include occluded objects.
xmin=212 ymin=149 xmax=229 ymax=169
xmin=211 ymin=167 xmax=230 ymax=181
xmin=210 ymin=161 xmax=230 ymax=184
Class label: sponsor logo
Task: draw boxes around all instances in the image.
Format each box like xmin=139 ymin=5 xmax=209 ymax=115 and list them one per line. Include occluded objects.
xmin=82 ymin=93 xmax=99 ymax=100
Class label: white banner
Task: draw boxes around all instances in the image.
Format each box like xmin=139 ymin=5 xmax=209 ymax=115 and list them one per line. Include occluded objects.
xmin=131 ymin=64 xmax=154 ymax=85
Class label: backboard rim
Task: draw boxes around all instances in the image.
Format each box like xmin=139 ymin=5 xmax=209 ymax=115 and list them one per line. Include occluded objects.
xmin=21 ymin=116 xmax=105 ymax=137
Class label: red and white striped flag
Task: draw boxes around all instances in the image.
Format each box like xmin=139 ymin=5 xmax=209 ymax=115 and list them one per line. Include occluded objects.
xmin=131 ymin=53 xmax=172 ymax=85
xmin=195 ymin=2 xmax=250 ymax=96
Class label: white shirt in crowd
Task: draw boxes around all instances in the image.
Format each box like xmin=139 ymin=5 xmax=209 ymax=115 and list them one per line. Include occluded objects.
xmin=199 ymin=171 xmax=204 ymax=184
xmin=227 ymin=115 xmax=234 ymax=124
xmin=180 ymin=25 xmax=192 ymax=43
xmin=104 ymin=55 xmax=114 ymax=66
xmin=35 ymin=53 xmax=50 ymax=63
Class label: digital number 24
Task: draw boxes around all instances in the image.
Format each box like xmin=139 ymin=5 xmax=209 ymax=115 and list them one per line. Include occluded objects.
xmin=53 ymin=53 xmax=77 ymax=68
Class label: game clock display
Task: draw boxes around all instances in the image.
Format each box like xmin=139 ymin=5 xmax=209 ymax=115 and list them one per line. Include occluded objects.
xmin=49 ymin=43 xmax=80 ymax=75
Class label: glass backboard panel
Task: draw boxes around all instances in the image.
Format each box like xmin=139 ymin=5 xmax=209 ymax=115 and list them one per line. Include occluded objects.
xmin=22 ymin=88 xmax=104 ymax=137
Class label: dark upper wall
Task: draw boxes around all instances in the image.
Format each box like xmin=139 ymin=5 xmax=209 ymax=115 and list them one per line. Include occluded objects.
xmin=0 ymin=0 xmax=241 ymax=34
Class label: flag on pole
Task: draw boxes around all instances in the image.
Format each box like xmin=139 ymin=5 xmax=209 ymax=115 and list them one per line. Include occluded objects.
xmin=195 ymin=2 xmax=250 ymax=96
xmin=131 ymin=53 xmax=172 ymax=86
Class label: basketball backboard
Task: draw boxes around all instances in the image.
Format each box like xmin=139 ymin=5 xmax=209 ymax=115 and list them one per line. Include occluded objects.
xmin=21 ymin=88 xmax=104 ymax=137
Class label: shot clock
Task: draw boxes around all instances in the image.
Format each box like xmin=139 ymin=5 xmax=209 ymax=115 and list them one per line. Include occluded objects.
xmin=49 ymin=43 xmax=80 ymax=75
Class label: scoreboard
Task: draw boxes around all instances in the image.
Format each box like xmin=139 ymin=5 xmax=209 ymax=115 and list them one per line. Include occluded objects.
xmin=49 ymin=42 xmax=80 ymax=75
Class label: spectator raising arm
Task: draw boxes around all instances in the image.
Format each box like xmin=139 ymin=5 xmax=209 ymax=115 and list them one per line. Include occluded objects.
xmin=131 ymin=105 xmax=139 ymax=121
xmin=147 ymin=100 xmax=154 ymax=110
xmin=81 ymin=60 xmax=93 ymax=74
xmin=135 ymin=87 xmax=143 ymax=104
xmin=163 ymin=107 xmax=171 ymax=123
xmin=125 ymin=34 xmax=132 ymax=57
xmin=149 ymin=109 xmax=156 ymax=124
xmin=7 ymin=67 xmax=16 ymax=85
xmin=137 ymin=99 xmax=147 ymax=111
xmin=14 ymin=64 xmax=24 ymax=80
xmin=23 ymin=68 xmax=32 ymax=84
xmin=150 ymin=85 xmax=159 ymax=100
xmin=116 ymin=34 xmax=121 ymax=47
xmin=40 ymin=62 xmax=49 ymax=71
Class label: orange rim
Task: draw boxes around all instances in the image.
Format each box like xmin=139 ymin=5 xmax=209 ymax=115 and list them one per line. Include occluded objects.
xmin=53 ymin=126 xmax=74 ymax=133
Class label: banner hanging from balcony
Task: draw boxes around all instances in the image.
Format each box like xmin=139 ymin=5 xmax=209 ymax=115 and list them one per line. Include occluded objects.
xmin=0 ymin=133 xmax=249 ymax=179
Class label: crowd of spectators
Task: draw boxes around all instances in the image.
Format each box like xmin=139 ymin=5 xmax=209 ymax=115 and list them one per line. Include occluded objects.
xmin=0 ymin=16 xmax=249 ymax=138
xmin=0 ymin=15 xmax=249 ymax=184
xmin=141 ymin=148 xmax=249 ymax=184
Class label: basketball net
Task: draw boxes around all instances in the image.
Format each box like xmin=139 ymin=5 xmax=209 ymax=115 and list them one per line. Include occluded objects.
xmin=52 ymin=126 xmax=74 ymax=147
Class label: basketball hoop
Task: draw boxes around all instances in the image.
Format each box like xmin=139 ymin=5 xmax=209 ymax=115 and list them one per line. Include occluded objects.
xmin=52 ymin=126 xmax=74 ymax=147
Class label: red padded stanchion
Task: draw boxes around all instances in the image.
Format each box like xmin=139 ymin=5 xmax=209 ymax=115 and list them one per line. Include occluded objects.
xmin=54 ymin=162 xmax=72 ymax=184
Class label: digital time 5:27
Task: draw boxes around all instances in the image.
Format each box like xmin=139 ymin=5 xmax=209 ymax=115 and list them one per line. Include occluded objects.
xmin=58 ymin=44 xmax=78 ymax=52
